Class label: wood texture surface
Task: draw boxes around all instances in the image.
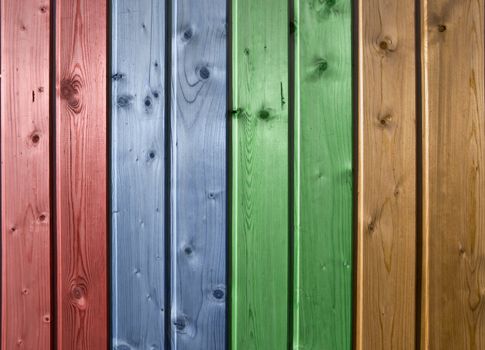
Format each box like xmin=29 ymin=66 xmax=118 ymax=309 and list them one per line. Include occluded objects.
xmin=421 ymin=1 xmax=485 ymax=348
xmin=56 ymin=0 xmax=108 ymax=348
xmin=356 ymin=0 xmax=417 ymax=348
xmin=170 ymin=0 xmax=227 ymax=349
xmin=1 ymin=1 xmax=52 ymax=348
xmin=231 ymin=0 xmax=289 ymax=348
xmin=293 ymin=0 xmax=353 ymax=349
xmin=111 ymin=1 xmax=166 ymax=348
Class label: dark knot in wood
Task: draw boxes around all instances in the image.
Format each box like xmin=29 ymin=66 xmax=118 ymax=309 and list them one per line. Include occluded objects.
xmin=61 ymin=77 xmax=83 ymax=114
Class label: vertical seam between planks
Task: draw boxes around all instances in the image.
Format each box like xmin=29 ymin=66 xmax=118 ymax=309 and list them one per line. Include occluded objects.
xmin=231 ymin=0 xmax=239 ymax=347
xmin=290 ymin=0 xmax=300 ymax=347
xmin=287 ymin=0 xmax=295 ymax=347
xmin=106 ymin=0 xmax=113 ymax=347
xmin=165 ymin=0 xmax=173 ymax=348
xmin=419 ymin=0 xmax=430 ymax=348
xmin=50 ymin=0 xmax=58 ymax=348
xmin=355 ymin=0 xmax=365 ymax=348
xmin=227 ymin=0 xmax=233 ymax=346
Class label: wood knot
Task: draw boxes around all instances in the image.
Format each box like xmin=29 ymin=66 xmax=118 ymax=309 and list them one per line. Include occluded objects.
xmin=183 ymin=28 xmax=193 ymax=40
xmin=378 ymin=114 xmax=392 ymax=127
xmin=111 ymin=72 xmax=124 ymax=81
xmin=173 ymin=316 xmax=187 ymax=331
xmin=60 ymin=77 xmax=82 ymax=113
xmin=315 ymin=58 xmax=329 ymax=76
xmin=243 ymin=48 xmax=250 ymax=56
xmin=184 ymin=246 xmax=193 ymax=255
xmin=377 ymin=38 xmax=395 ymax=53
xmin=31 ymin=133 xmax=41 ymax=145
xmin=117 ymin=95 xmax=133 ymax=108
xmin=212 ymin=288 xmax=225 ymax=301
xmin=258 ymin=109 xmax=271 ymax=120
xmin=71 ymin=285 xmax=85 ymax=300
xmin=199 ymin=66 xmax=210 ymax=80
xmin=39 ymin=214 xmax=47 ymax=222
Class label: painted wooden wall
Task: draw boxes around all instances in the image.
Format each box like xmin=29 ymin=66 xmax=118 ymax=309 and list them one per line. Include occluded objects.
xmin=4 ymin=1 xmax=485 ymax=349
xmin=56 ymin=0 xmax=108 ymax=348
xmin=231 ymin=0 xmax=289 ymax=349
xmin=421 ymin=0 xmax=485 ymax=348
xmin=170 ymin=0 xmax=227 ymax=349
xmin=293 ymin=0 xmax=353 ymax=348
xmin=111 ymin=0 xmax=167 ymax=348
xmin=1 ymin=1 xmax=52 ymax=348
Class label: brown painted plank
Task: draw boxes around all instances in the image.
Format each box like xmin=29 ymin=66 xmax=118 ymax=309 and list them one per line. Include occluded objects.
xmin=356 ymin=0 xmax=417 ymax=348
xmin=1 ymin=1 xmax=52 ymax=348
xmin=56 ymin=0 xmax=108 ymax=348
xmin=421 ymin=1 xmax=485 ymax=348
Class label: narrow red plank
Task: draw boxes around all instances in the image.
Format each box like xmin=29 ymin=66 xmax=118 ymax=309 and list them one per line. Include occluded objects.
xmin=1 ymin=0 xmax=52 ymax=348
xmin=56 ymin=0 xmax=108 ymax=348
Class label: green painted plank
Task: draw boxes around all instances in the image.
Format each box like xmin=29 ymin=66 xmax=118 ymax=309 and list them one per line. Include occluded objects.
xmin=293 ymin=0 xmax=353 ymax=349
xmin=231 ymin=0 xmax=289 ymax=348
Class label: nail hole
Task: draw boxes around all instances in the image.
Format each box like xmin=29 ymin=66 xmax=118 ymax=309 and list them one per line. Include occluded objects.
xmin=149 ymin=151 xmax=155 ymax=159
xmin=40 ymin=6 xmax=48 ymax=13
xmin=438 ymin=24 xmax=447 ymax=32
xmin=184 ymin=246 xmax=193 ymax=255
xmin=32 ymin=134 xmax=40 ymax=144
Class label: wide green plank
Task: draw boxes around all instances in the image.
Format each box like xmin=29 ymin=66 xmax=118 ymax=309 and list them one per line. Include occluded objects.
xmin=231 ymin=0 xmax=289 ymax=348
xmin=293 ymin=0 xmax=353 ymax=349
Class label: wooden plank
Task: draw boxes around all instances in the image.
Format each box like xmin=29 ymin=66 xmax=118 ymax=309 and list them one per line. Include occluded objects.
xmin=111 ymin=1 xmax=166 ymax=348
xmin=293 ymin=0 xmax=353 ymax=349
xmin=421 ymin=1 xmax=485 ymax=348
xmin=231 ymin=0 xmax=288 ymax=348
xmin=355 ymin=0 xmax=416 ymax=348
xmin=56 ymin=0 xmax=108 ymax=348
xmin=170 ymin=0 xmax=227 ymax=349
xmin=1 ymin=1 xmax=52 ymax=348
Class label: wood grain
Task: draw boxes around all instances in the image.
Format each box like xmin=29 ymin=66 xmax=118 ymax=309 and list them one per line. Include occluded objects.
xmin=421 ymin=1 xmax=485 ymax=348
xmin=231 ymin=0 xmax=289 ymax=348
xmin=1 ymin=1 xmax=52 ymax=348
xmin=56 ymin=0 xmax=108 ymax=348
xmin=170 ymin=0 xmax=227 ymax=349
xmin=293 ymin=0 xmax=353 ymax=349
xmin=356 ymin=0 xmax=417 ymax=348
xmin=111 ymin=1 xmax=166 ymax=348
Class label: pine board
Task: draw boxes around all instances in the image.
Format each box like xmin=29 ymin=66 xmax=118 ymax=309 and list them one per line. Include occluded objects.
xmin=231 ymin=0 xmax=289 ymax=348
xmin=111 ymin=1 xmax=166 ymax=348
xmin=56 ymin=0 xmax=108 ymax=348
xmin=170 ymin=0 xmax=227 ymax=349
xmin=421 ymin=0 xmax=485 ymax=348
xmin=1 ymin=1 xmax=52 ymax=348
xmin=293 ymin=0 xmax=353 ymax=349
xmin=356 ymin=0 xmax=417 ymax=348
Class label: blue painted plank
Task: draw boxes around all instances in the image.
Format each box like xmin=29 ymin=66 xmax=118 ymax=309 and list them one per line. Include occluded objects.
xmin=111 ymin=0 xmax=166 ymax=348
xmin=170 ymin=0 xmax=227 ymax=348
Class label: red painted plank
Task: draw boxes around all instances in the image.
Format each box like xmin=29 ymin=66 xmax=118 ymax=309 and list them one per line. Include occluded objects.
xmin=1 ymin=1 xmax=52 ymax=348
xmin=55 ymin=0 xmax=108 ymax=348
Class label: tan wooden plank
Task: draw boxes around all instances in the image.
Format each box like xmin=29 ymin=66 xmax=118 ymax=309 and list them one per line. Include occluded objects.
xmin=356 ymin=0 xmax=417 ymax=348
xmin=421 ymin=1 xmax=485 ymax=348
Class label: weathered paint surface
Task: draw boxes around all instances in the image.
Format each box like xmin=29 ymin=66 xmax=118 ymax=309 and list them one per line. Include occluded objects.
xmin=1 ymin=0 xmax=52 ymax=348
xmin=293 ymin=0 xmax=353 ymax=349
xmin=111 ymin=0 xmax=166 ymax=348
xmin=56 ymin=0 xmax=108 ymax=348
xmin=170 ymin=0 xmax=227 ymax=349
xmin=231 ymin=0 xmax=289 ymax=348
